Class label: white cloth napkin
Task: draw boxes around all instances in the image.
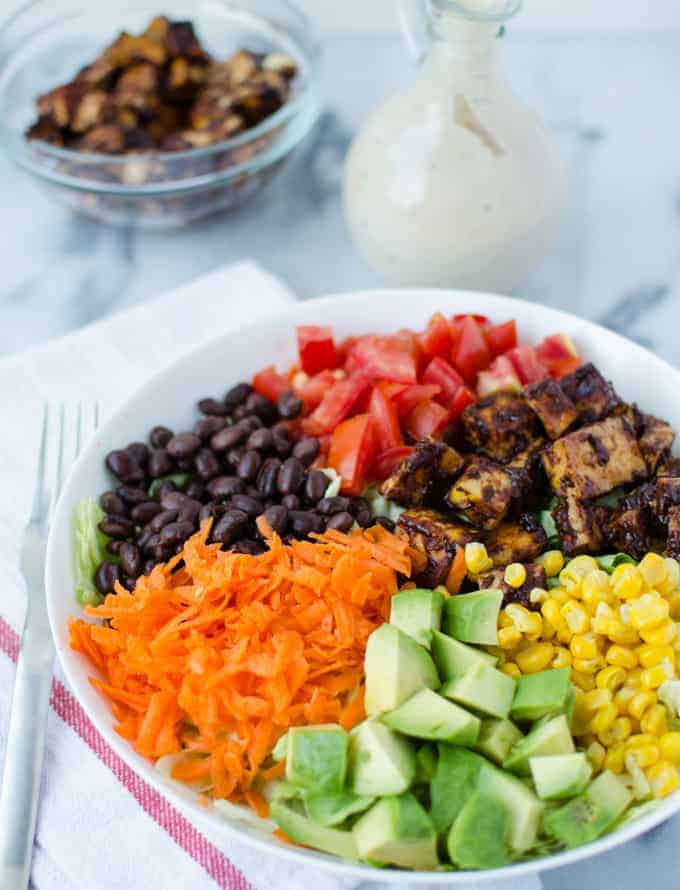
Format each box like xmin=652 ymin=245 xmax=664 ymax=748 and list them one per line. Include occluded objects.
xmin=0 ymin=260 xmax=542 ymax=890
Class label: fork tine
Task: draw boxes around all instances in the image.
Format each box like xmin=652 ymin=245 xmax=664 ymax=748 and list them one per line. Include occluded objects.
xmin=29 ymin=404 xmax=49 ymax=523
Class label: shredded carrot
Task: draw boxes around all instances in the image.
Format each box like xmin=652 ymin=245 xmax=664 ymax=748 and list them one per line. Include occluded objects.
xmin=445 ymin=546 xmax=467 ymax=594
xmin=70 ymin=522 xmax=416 ymax=812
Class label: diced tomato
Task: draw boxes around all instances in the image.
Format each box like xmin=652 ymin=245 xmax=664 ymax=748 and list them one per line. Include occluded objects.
xmin=392 ymin=384 xmax=442 ymax=420
xmin=372 ymin=445 xmax=414 ymax=481
xmin=292 ymin=369 xmax=342 ymax=410
xmin=477 ymin=355 xmax=522 ymax=397
xmin=536 ymin=333 xmax=581 ymax=377
xmin=422 ymin=357 xmax=464 ymax=405
xmin=550 ymin=356 xmax=583 ymax=378
xmin=303 ymin=374 xmax=371 ymax=435
xmin=404 ymin=401 xmax=450 ymax=440
xmin=252 ymin=365 xmax=289 ymax=403
xmin=452 ymin=313 xmax=490 ymax=327
xmin=335 ymin=335 xmax=358 ymax=367
xmin=420 ymin=312 xmax=454 ymax=359
xmin=452 ymin=316 xmax=491 ymax=384
xmin=347 ymin=335 xmax=418 ymax=384
xmin=449 ymin=385 xmax=476 ymax=422
xmin=296 ymin=326 xmax=337 ymax=375
xmin=378 ymin=381 xmax=409 ymax=401
xmin=506 ymin=345 xmax=549 ymax=385
xmin=368 ymin=387 xmax=403 ymax=452
xmin=485 ymin=320 xmax=517 ymax=358
xmin=328 ymin=413 xmax=377 ymax=496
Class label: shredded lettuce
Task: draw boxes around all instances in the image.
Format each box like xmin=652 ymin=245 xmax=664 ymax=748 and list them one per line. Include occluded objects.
xmin=148 ymin=473 xmax=190 ymax=499
xmin=538 ymin=509 xmax=559 ymax=547
xmin=320 ymin=467 xmax=342 ymax=498
xmin=363 ymin=484 xmax=405 ymax=523
xmin=73 ymin=498 xmax=109 ymax=605
xmin=596 ymin=487 xmax=625 ymax=508
xmin=595 ymin=553 xmax=636 ymax=573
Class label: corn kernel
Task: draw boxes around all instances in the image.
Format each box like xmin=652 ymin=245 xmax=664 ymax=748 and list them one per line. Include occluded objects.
xmin=541 ymin=599 xmax=565 ymax=630
xmin=498 ymin=626 xmax=522 ymax=650
xmin=465 ymin=542 xmax=491 ymax=575
xmin=607 ymin=621 xmax=641 ymax=646
xmin=596 ymin=665 xmax=626 ymax=691
xmin=629 ymin=593 xmax=670 ymax=631
xmin=506 ymin=603 xmax=533 ymax=632
xmin=640 ymin=704 xmax=669 ymax=736
xmin=606 ymin=645 xmax=638 ymax=670
xmin=501 ymin=661 xmax=521 ymax=679
xmin=570 ymin=633 xmax=600 ymax=660
xmin=659 ymin=732 xmax=680 ymax=764
xmin=638 ymin=644 xmax=676 ymax=669
xmin=498 ymin=609 xmax=514 ymax=628
xmin=647 ymin=760 xmax=680 ymax=798
xmin=611 ymin=564 xmax=644 ymax=600
xmin=573 ymin=656 xmax=605 ymax=674
xmin=663 ymin=557 xmax=680 ymax=590
xmin=614 ymin=686 xmax=637 ymax=712
xmin=582 ymin=688 xmax=613 ymax=711
xmin=552 ymin=647 xmax=573 ymax=669
xmin=566 ymin=555 xmax=599 ymax=576
xmin=562 ymin=601 xmax=590 ymax=634
xmin=539 ymin=550 xmax=564 ymax=577
xmin=625 ymin=753 xmax=652 ymax=800
xmin=572 ymin=670 xmax=597 ymax=691
xmin=603 ymin=742 xmax=626 ymax=773
xmin=516 ymin=642 xmax=555 ymax=674
xmin=628 ymin=733 xmax=657 ymax=747
xmin=530 ymin=587 xmax=549 ymax=606
xmin=549 ymin=587 xmax=572 ymax=605
xmin=667 ymin=591 xmax=680 ymax=620
xmin=611 ymin=716 xmax=633 ymax=743
xmin=586 ymin=741 xmax=606 ymax=770
xmin=628 ymin=691 xmax=657 ymax=721
xmin=639 ymin=552 xmax=668 ymax=588
xmin=641 ymin=662 xmax=675 ymax=690
xmin=590 ymin=703 xmax=618 ymax=735
xmin=541 ymin=615 xmax=556 ymax=640
xmin=627 ymin=667 xmax=644 ymax=687
xmin=640 ymin=620 xmax=676 ymax=646
xmin=505 ymin=563 xmax=527 ymax=589
xmin=626 ymin=743 xmax=660 ymax=769
xmin=583 ymin=569 xmax=611 ymax=597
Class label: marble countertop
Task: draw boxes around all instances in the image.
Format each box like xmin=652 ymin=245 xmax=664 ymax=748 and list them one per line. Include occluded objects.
xmin=1 ymin=28 xmax=680 ymax=890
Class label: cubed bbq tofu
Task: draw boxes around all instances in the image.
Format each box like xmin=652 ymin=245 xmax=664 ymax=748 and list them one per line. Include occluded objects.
xmin=380 ymin=436 xmax=463 ymax=507
xmin=477 ymin=563 xmax=547 ymax=611
xmin=445 ymin=457 xmax=514 ymax=530
xmin=637 ymin=413 xmax=676 ymax=474
xmin=504 ymin=439 xmax=547 ymax=505
xmin=552 ymin=497 xmax=607 ymax=555
xmin=665 ymin=506 xmax=680 ymax=559
xmin=524 ymin=378 xmax=579 ymax=439
xmin=541 ymin=416 xmax=647 ymax=499
xmin=485 ymin=515 xmax=548 ymax=567
xmin=396 ymin=508 xmax=477 ymax=589
xmin=606 ymin=504 xmax=654 ymax=561
xmin=560 ymin=363 xmax=622 ymax=425
xmin=461 ymin=391 xmax=539 ymax=463
xmin=658 ymin=457 xmax=680 ymax=477
xmin=656 ymin=475 xmax=680 ymax=521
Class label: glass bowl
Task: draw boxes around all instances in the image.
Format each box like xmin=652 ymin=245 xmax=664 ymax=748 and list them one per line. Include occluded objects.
xmin=0 ymin=0 xmax=321 ymax=228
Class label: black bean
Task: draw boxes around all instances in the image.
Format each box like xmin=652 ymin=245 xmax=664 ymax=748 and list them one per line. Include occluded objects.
xmin=232 ymin=539 xmax=266 ymax=555
xmin=277 ymin=389 xmax=303 ymax=419
xmin=100 ymin=491 xmax=126 ymax=515
xmin=149 ymin=425 xmax=173 ymax=448
xmin=230 ymin=494 xmax=263 ymax=518
xmin=106 ymin=450 xmax=144 ymax=484
xmin=137 ymin=527 xmax=154 ymax=550
xmin=212 ymin=509 xmax=249 ymax=545
xmin=148 ymin=448 xmax=174 ymax=478
xmin=375 ymin=516 xmax=396 ymax=532
xmin=232 ymin=404 xmax=249 ymax=420
xmin=156 ymin=480 xmax=179 ymax=500
xmin=241 ymin=416 xmax=265 ymax=435
xmin=290 ymin=510 xmax=325 ymax=536
xmin=199 ymin=503 xmax=227 ymax=522
xmin=126 ymin=442 xmax=149 ymax=467
xmin=316 ymin=496 xmax=351 ymax=516
xmin=305 ymin=469 xmax=329 ymax=504
xmin=272 ymin=431 xmax=292 ymax=458
xmin=176 ymin=457 xmax=195 ymax=472
xmin=237 ymin=451 xmax=262 ymax=482
xmin=150 ymin=542 xmax=171 ymax=562
xmin=225 ymin=447 xmax=245 ymax=470
xmin=277 ymin=458 xmax=304 ymax=495
xmin=292 ymin=437 xmax=320 ymax=467
xmin=198 ymin=397 xmax=230 ymax=416
xmin=119 ymin=542 xmax=143 ymax=577
xmin=160 ymin=490 xmax=190 ymax=510
xmin=356 ymin=509 xmax=373 ymax=528
xmin=206 ymin=476 xmax=244 ymax=499
xmin=106 ymin=540 xmax=123 ymax=556
xmin=350 ymin=497 xmax=371 ymax=517
xmin=143 ymin=533 xmax=162 ymax=553
xmin=116 ymin=485 xmax=149 ymax=506
xmin=245 ymin=392 xmax=277 ymax=423
xmin=281 ymin=494 xmax=300 ymax=511
xmin=264 ymin=505 xmax=288 ymax=535
xmin=131 ymin=501 xmax=163 ymax=524
xmin=149 ymin=508 xmax=179 ymax=532
xmin=210 ymin=424 xmax=248 ymax=452
xmin=185 ymin=480 xmax=206 ymax=502
xmin=194 ymin=416 xmax=227 ymax=440
xmin=225 ymin=382 xmax=252 ymax=407
xmin=245 ymin=484 xmax=262 ymax=500
xmin=119 ymin=574 xmax=136 ymax=592
xmin=143 ymin=558 xmax=157 ymax=575
xmin=247 ymin=427 xmax=274 ymax=451
xmin=178 ymin=500 xmax=201 ymax=523
xmin=95 ymin=561 xmax=120 ymax=595
xmin=167 ymin=432 xmax=201 ymax=459
xmin=326 ymin=511 xmax=354 ymax=532
xmin=195 ymin=448 xmax=220 ymax=480
xmin=257 ymin=457 xmax=281 ymax=498
xmin=160 ymin=521 xmax=195 ymax=547
xmin=99 ymin=516 xmax=136 ymax=539
xmin=271 ymin=421 xmax=291 ymax=439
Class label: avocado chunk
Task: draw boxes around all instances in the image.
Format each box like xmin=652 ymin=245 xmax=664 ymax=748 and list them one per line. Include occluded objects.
xmin=383 ymin=688 xmax=481 ymax=746
xmin=544 ymin=770 xmax=633 ymax=848
xmin=272 ymin=732 xmax=288 ymax=762
xmin=353 ymin=793 xmax=439 ymax=870
xmin=503 ymin=714 xmax=574 ymax=776
xmin=364 ymin=624 xmax=439 ymax=716
xmin=286 ymin=725 xmax=348 ymax=793
xmin=416 ymin=743 xmax=438 ymax=783
xmin=430 ymin=745 xmax=486 ymax=833
xmin=530 ymin=753 xmax=593 ymax=800
xmin=390 ymin=589 xmax=445 ymax=648
xmin=348 ymin=719 xmax=417 ymax=796
xmin=305 ymin=791 xmax=375 ymax=826
xmin=510 ymin=668 xmax=573 ymax=723
xmin=271 ymin=800 xmax=359 ymax=860
xmin=474 ymin=718 xmax=524 ymax=765
xmin=443 ymin=589 xmax=503 ymax=646
xmin=431 ymin=630 xmax=498 ymax=681
xmin=440 ymin=662 xmax=516 ymax=719
xmin=477 ymin=761 xmax=544 ymax=852
xmin=447 ymin=791 xmax=511 ymax=869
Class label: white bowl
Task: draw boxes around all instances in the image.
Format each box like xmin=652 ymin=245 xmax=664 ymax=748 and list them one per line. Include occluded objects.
xmin=46 ymin=288 xmax=680 ymax=883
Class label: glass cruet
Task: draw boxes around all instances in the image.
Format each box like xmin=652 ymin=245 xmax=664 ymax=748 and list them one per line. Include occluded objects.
xmin=343 ymin=0 xmax=567 ymax=292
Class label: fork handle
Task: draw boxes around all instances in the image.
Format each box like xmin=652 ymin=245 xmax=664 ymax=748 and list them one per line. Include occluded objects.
xmin=0 ymin=620 xmax=54 ymax=890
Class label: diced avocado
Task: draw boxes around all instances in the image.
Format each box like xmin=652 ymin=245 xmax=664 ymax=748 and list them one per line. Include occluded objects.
xmin=272 ymin=732 xmax=288 ymax=762
xmin=353 ymin=793 xmax=439 ymax=870
xmin=383 ymin=688 xmax=481 ymax=746
xmin=348 ymin=720 xmax=417 ymax=796
xmin=271 ymin=800 xmax=359 ymax=860
xmin=443 ymin=589 xmax=503 ymax=646
xmin=440 ymin=663 xmax=516 ymax=720
xmin=364 ymin=624 xmax=439 ymax=716
xmin=503 ymin=714 xmax=574 ymax=776
xmin=510 ymin=668 xmax=573 ymax=723
xmin=447 ymin=792 xmax=510 ymax=869
xmin=305 ymin=791 xmax=375 ymax=826
xmin=390 ymin=589 xmax=445 ymax=648
xmin=544 ymin=770 xmax=633 ymax=848
xmin=271 ymin=780 xmax=303 ymax=802
xmin=529 ymin=753 xmax=593 ymax=800
xmin=477 ymin=761 xmax=544 ymax=852
xmin=474 ymin=718 xmax=524 ymax=765
xmin=416 ymin=743 xmax=438 ymax=783
xmin=430 ymin=745 xmax=486 ymax=833
xmin=286 ymin=725 xmax=348 ymax=793
xmin=431 ymin=630 xmax=497 ymax=681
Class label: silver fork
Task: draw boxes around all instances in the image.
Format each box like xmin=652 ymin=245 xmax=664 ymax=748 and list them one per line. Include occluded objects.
xmin=0 ymin=403 xmax=99 ymax=890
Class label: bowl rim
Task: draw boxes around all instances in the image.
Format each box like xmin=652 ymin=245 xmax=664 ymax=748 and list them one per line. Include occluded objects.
xmin=0 ymin=0 xmax=322 ymax=194
xmin=45 ymin=287 xmax=680 ymax=883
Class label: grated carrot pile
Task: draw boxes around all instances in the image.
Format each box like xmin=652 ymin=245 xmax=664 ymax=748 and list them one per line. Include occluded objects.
xmin=69 ymin=520 xmax=416 ymax=809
